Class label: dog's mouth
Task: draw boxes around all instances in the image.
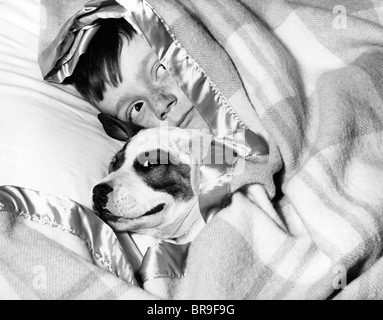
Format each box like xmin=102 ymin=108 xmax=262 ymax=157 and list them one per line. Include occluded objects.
xmin=95 ymin=203 xmax=166 ymax=222
xmin=97 ymin=209 xmax=121 ymax=222
xmin=143 ymin=203 xmax=166 ymax=217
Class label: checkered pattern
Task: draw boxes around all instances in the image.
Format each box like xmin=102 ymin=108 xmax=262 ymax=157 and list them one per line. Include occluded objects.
xmin=143 ymin=0 xmax=383 ymax=299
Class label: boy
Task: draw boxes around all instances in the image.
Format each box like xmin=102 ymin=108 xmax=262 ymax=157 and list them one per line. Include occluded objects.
xmin=65 ymin=18 xmax=209 ymax=131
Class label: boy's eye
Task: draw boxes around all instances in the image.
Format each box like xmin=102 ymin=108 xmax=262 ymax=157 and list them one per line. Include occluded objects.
xmin=128 ymin=101 xmax=144 ymax=124
xmin=156 ymin=64 xmax=167 ymax=79
xmin=134 ymin=102 xmax=143 ymax=112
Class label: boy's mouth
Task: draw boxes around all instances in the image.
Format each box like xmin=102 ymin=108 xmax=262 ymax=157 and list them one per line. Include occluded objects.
xmin=178 ymin=107 xmax=195 ymax=129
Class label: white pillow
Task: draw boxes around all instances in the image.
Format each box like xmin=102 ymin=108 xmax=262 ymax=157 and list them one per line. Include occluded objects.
xmin=0 ymin=0 xmax=122 ymax=209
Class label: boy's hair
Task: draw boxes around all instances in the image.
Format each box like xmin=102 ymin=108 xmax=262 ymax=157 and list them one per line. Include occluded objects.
xmin=65 ymin=18 xmax=137 ymax=105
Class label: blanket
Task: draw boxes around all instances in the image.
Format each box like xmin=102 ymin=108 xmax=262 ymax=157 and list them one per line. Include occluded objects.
xmin=0 ymin=210 xmax=158 ymax=300
xmin=9 ymin=0 xmax=383 ymax=299
xmin=0 ymin=210 xmax=155 ymax=300
xmin=0 ymin=186 xmax=157 ymax=299
xmin=140 ymin=0 xmax=383 ymax=299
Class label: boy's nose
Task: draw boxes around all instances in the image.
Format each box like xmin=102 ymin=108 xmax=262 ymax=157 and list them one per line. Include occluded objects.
xmin=152 ymin=95 xmax=176 ymax=121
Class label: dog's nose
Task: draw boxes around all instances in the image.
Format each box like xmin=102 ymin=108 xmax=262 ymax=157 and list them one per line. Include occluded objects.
xmin=92 ymin=183 xmax=113 ymax=212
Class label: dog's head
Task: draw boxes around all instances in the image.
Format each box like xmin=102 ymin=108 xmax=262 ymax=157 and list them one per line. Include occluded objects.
xmin=93 ymin=114 xmax=211 ymax=240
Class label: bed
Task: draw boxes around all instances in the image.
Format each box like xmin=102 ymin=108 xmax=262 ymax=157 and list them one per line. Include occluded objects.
xmin=1 ymin=0 xmax=383 ymax=300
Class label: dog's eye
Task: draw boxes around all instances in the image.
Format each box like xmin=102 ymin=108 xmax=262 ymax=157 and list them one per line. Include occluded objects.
xmin=108 ymin=158 xmax=116 ymax=173
xmin=108 ymin=144 xmax=128 ymax=173
xmin=108 ymin=156 xmax=119 ymax=173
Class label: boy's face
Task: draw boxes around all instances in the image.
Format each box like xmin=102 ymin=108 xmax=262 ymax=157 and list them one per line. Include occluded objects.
xmin=96 ymin=34 xmax=209 ymax=130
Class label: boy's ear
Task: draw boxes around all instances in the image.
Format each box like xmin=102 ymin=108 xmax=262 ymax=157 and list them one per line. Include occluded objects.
xmin=98 ymin=113 xmax=142 ymax=141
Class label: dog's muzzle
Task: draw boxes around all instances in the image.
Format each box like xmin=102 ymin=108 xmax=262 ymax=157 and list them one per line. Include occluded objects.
xmin=92 ymin=183 xmax=113 ymax=214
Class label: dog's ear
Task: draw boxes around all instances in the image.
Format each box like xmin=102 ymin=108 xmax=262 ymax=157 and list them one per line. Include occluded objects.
xmin=98 ymin=113 xmax=143 ymax=141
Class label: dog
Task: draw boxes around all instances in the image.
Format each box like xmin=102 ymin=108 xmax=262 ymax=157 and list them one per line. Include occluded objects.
xmin=92 ymin=114 xmax=212 ymax=243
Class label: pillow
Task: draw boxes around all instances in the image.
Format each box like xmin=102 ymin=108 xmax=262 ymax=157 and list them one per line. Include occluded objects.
xmin=0 ymin=0 xmax=122 ymax=209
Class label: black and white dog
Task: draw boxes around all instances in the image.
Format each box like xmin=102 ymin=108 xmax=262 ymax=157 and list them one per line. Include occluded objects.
xmin=92 ymin=114 xmax=211 ymax=243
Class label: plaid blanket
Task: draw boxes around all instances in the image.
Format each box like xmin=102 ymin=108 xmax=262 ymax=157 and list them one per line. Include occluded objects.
xmin=140 ymin=0 xmax=383 ymax=299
